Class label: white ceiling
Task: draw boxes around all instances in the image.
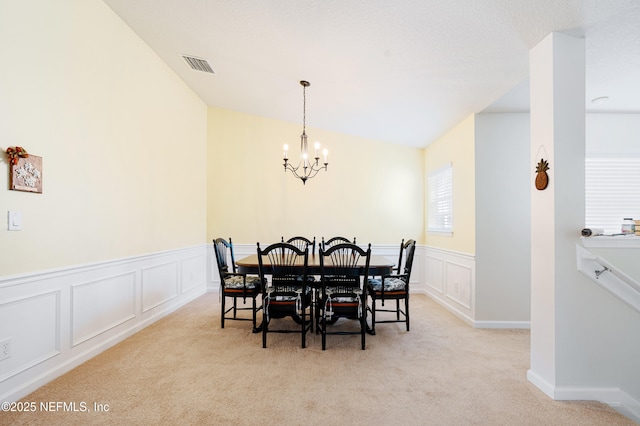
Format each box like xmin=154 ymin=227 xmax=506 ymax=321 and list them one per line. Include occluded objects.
xmin=103 ymin=0 xmax=640 ymax=148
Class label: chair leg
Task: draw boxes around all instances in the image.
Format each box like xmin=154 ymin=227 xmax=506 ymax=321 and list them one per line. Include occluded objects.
xmin=321 ymin=312 xmax=327 ymax=350
xmin=370 ymin=298 xmax=376 ymax=334
xmin=262 ymin=311 xmax=268 ymax=348
xmin=315 ymin=301 xmax=321 ymax=334
xmin=405 ymin=296 xmax=410 ymax=332
xmin=396 ymin=299 xmax=401 ymax=321
xmin=232 ymin=298 xmax=238 ymax=319
xmin=252 ymin=296 xmax=258 ymax=332
xmin=301 ymin=308 xmax=306 ymax=349
xmin=221 ymin=293 xmax=225 ymax=328
xmin=307 ymin=303 xmax=313 ymax=343
xmin=360 ymin=315 xmax=366 ymax=350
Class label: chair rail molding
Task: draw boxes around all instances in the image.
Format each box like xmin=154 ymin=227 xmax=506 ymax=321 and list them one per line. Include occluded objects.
xmin=0 ymin=245 xmax=207 ymax=404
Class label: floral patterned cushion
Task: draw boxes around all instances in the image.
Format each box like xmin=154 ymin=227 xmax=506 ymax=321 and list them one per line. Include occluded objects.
xmin=224 ymin=275 xmax=262 ymax=289
xmin=265 ymin=285 xmax=311 ymax=297
xmin=329 ymin=296 xmax=360 ymax=303
xmin=324 ymin=286 xmax=361 ymax=303
xmin=271 ymin=295 xmax=298 ymax=301
xmin=367 ymin=277 xmax=406 ymax=292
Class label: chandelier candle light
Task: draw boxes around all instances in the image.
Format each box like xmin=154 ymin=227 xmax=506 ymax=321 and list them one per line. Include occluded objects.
xmin=283 ymin=80 xmax=328 ymax=185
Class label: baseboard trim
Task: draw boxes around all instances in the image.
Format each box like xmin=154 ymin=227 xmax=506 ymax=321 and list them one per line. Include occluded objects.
xmin=473 ymin=320 xmax=530 ymax=329
xmin=527 ymin=369 xmax=640 ymax=423
xmin=424 ymin=289 xmax=475 ymax=326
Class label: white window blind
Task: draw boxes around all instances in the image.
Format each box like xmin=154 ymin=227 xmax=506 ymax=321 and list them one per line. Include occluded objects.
xmin=427 ymin=163 xmax=453 ymax=234
xmin=585 ymin=157 xmax=640 ymax=234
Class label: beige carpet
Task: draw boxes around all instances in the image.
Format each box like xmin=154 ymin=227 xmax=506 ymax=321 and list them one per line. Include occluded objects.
xmin=2 ymin=293 xmax=635 ymax=425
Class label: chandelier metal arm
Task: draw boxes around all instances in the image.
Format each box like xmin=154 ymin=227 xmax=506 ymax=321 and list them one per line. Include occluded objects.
xmin=283 ymin=157 xmax=328 ymax=185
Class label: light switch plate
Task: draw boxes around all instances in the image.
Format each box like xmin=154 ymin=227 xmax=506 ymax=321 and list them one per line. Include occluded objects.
xmin=8 ymin=211 xmax=21 ymax=231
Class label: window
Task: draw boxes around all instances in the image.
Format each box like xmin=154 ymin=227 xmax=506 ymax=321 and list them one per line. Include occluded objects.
xmin=427 ymin=163 xmax=453 ymax=234
xmin=585 ymin=157 xmax=640 ymax=234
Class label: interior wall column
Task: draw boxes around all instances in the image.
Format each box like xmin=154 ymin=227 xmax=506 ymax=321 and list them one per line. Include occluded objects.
xmin=527 ymin=32 xmax=585 ymax=397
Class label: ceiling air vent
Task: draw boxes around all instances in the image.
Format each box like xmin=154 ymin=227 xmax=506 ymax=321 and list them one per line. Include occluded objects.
xmin=180 ymin=54 xmax=216 ymax=74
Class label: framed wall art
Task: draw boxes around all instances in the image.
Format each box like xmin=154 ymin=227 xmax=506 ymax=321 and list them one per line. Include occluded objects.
xmin=10 ymin=154 xmax=43 ymax=193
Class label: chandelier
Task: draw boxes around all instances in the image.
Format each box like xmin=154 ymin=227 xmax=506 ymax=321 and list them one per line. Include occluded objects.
xmin=283 ymin=80 xmax=328 ymax=185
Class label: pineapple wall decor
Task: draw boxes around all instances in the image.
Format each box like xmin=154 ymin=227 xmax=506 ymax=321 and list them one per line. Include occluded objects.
xmin=535 ymin=158 xmax=550 ymax=190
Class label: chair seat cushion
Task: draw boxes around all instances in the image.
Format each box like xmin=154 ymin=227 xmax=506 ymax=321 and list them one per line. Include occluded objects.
xmin=272 ymin=295 xmax=298 ymax=302
xmin=264 ymin=285 xmax=312 ymax=298
xmin=329 ymin=296 xmax=360 ymax=303
xmin=323 ymin=286 xmax=361 ymax=303
xmin=224 ymin=275 xmax=262 ymax=289
xmin=367 ymin=277 xmax=406 ymax=292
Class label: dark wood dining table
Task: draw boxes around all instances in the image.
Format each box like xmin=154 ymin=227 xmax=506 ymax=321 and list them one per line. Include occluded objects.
xmin=235 ymin=253 xmax=395 ymax=276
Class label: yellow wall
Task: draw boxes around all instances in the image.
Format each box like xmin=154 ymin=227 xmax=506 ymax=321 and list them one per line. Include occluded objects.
xmin=0 ymin=0 xmax=208 ymax=276
xmin=0 ymin=0 xmax=426 ymax=278
xmin=424 ymin=114 xmax=476 ymax=254
xmin=207 ymin=107 xmax=424 ymax=246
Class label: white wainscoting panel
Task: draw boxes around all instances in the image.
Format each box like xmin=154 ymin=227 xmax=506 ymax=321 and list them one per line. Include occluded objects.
xmin=444 ymin=261 xmax=473 ymax=309
xmin=182 ymin=255 xmax=206 ymax=294
xmin=422 ymin=246 xmax=476 ymax=325
xmin=425 ymin=255 xmax=444 ymax=293
xmin=71 ymin=272 xmax=136 ymax=347
xmin=142 ymin=262 xmax=179 ymax=313
xmin=0 ymin=245 xmax=207 ymax=405
xmin=0 ymin=291 xmax=60 ymax=383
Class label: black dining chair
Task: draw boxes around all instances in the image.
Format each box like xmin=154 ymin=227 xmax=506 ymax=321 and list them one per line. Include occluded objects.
xmin=318 ymin=237 xmax=356 ymax=324
xmin=282 ymin=236 xmax=318 ymax=283
xmin=317 ymin=243 xmax=371 ymax=350
xmin=321 ymin=236 xmax=356 ymax=251
xmin=213 ymin=237 xmax=263 ymax=332
xmin=282 ymin=236 xmax=316 ymax=255
xmin=367 ymin=239 xmax=416 ymax=334
xmin=257 ymin=242 xmax=313 ymax=348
